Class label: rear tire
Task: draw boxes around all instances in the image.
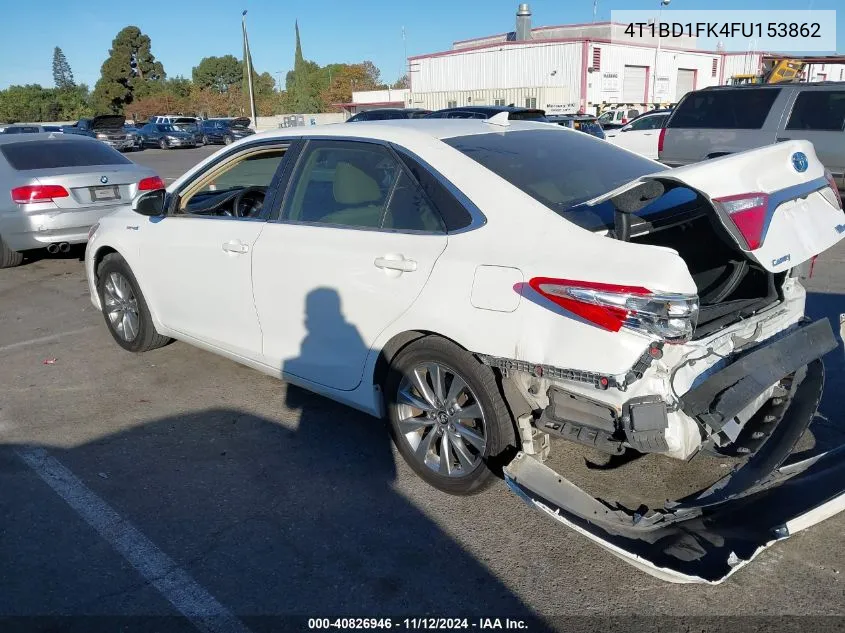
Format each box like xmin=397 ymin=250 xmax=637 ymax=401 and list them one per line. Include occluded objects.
xmin=202 ymin=135 xmax=210 ymax=145
xmin=97 ymin=253 xmax=171 ymax=353
xmin=385 ymin=336 xmax=515 ymax=495
xmin=223 ymin=135 xmax=233 ymax=145
xmin=0 ymin=236 xmax=23 ymax=268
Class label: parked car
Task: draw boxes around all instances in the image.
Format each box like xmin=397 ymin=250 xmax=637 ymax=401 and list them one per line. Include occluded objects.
xmin=347 ymin=108 xmax=431 ymax=122
xmin=84 ymin=118 xmax=845 ymax=583
xmin=426 ymin=105 xmax=548 ymax=121
xmin=150 ymin=115 xmax=200 ymax=126
xmin=42 ymin=125 xmax=63 ymax=133
xmin=604 ymin=109 xmax=671 ymax=159
xmin=546 ymin=114 xmax=605 ymax=139
xmin=597 ymin=107 xmax=641 ymax=130
xmin=198 ymin=118 xmax=255 ymax=145
xmin=0 ymin=133 xmax=161 ymax=267
xmin=171 ymin=121 xmax=205 ymax=146
xmin=123 ymin=125 xmax=144 ymax=151
xmin=2 ymin=125 xmax=48 ymax=134
xmin=659 ymin=83 xmax=845 ymax=190
xmin=62 ymin=115 xmax=135 ymax=152
xmin=138 ymin=123 xmax=197 ymax=150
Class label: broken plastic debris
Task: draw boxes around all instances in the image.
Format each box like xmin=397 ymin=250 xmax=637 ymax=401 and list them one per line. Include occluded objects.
xmin=727 ymin=551 xmax=741 ymax=567
xmin=97 ymin=472 xmax=109 ymax=479
xmin=42 ymin=358 xmax=58 ymax=365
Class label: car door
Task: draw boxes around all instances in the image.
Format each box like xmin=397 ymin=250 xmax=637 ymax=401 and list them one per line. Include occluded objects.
xmin=608 ymin=114 xmax=667 ymax=159
xmin=137 ymin=142 xmax=290 ymax=361
xmin=778 ymin=89 xmax=845 ymax=190
xmin=251 ymin=139 xmax=448 ymax=391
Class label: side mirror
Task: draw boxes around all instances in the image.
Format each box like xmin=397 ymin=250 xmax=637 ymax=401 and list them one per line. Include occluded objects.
xmin=132 ymin=189 xmax=166 ymax=217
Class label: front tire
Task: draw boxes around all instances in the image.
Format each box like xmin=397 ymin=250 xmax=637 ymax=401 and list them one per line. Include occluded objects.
xmin=159 ymin=138 xmax=168 ymax=150
xmin=385 ymin=336 xmax=515 ymax=495
xmin=0 ymin=236 xmax=23 ymax=268
xmin=202 ymin=135 xmax=210 ymax=145
xmin=223 ymin=135 xmax=233 ymax=145
xmin=97 ymin=253 xmax=170 ymax=353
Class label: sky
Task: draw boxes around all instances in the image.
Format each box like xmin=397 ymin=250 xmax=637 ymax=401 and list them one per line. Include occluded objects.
xmin=0 ymin=0 xmax=842 ymax=90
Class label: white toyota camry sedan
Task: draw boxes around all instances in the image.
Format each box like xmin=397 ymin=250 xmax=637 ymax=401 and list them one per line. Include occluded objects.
xmin=86 ymin=117 xmax=845 ymax=583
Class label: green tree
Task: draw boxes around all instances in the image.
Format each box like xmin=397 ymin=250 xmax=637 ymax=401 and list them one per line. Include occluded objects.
xmin=192 ymin=55 xmax=242 ymax=93
xmin=92 ymin=26 xmax=166 ymax=113
xmin=165 ymin=76 xmax=192 ymax=99
xmin=391 ymin=74 xmax=409 ymax=89
xmin=52 ymin=47 xmax=76 ymax=89
xmin=289 ymin=21 xmax=321 ymax=113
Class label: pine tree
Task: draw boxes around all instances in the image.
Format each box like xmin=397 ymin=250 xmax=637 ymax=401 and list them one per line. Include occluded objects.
xmin=52 ymin=47 xmax=75 ymax=90
xmin=290 ymin=21 xmax=320 ymax=113
xmin=92 ymin=26 xmax=166 ymax=114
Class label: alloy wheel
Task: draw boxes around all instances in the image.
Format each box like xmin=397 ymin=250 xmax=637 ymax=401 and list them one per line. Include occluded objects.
xmin=103 ymin=272 xmax=140 ymax=342
xmin=395 ymin=362 xmax=487 ymax=477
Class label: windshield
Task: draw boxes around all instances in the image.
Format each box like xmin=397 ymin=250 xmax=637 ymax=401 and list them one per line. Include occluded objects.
xmin=156 ymin=124 xmax=175 ymax=132
xmin=444 ymin=129 xmax=665 ymax=215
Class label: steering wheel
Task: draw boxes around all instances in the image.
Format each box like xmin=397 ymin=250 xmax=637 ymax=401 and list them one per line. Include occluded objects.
xmin=231 ymin=186 xmax=268 ymax=218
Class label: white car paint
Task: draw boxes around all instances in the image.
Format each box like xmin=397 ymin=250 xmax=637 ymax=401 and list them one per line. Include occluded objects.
xmin=84 ymin=119 xmax=845 ymax=582
xmin=604 ymin=112 xmax=668 ymax=159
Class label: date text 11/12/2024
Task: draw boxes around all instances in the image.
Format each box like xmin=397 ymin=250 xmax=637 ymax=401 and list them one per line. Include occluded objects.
xmin=308 ymin=618 xmax=531 ymax=630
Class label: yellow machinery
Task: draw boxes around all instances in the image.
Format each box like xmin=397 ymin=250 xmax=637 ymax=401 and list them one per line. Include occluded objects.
xmin=730 ymin=59 xmax=805 ymax=85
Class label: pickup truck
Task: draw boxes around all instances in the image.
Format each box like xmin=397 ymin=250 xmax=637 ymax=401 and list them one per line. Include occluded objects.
xmin=62 ymin=115 xmax=134 ymax=152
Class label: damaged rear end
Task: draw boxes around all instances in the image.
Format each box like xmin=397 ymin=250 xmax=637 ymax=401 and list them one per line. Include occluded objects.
xmin=498 ymin=140 xmax=845 ymax=583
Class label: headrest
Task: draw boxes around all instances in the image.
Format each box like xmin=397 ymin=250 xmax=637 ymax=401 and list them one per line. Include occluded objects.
xmin=333 ymin=162 xmax=381 ymax=205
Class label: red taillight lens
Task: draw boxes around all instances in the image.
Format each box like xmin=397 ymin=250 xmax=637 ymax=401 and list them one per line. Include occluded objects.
xmin=658 ymin=127 xmax=667 ymax=154
xmin=138 ymin=176 xmax=166 ymax=191
xmin=824 ymin=170 xmax=842 ymax=209
xmin=713 ymin=193 xmax=769 ymax=250
xmin=527 ymin=277 xmax=699 ymax=343
xmin=621 ymin=118 xmax=628 ymax=125
xmin=11 ymin=184 xmax=69 ymax=204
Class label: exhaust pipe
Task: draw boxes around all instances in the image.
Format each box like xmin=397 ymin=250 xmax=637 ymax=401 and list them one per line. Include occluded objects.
xmin=46 ymin=243 xmax=60 ymax=254
xmin=58 ymin=242 xmax=71 ymax=253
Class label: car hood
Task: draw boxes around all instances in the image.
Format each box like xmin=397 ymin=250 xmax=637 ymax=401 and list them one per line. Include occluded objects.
xmin=90 ymin=115 xmax=127 ymax=131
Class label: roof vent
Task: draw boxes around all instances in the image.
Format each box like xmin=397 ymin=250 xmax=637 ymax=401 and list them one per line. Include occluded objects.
xmin=516 ymin=3 xmax=532 ymax=41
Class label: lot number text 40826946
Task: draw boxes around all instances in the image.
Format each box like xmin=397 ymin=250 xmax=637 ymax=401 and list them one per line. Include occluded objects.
xmin=307 ymin=618 xmax=530 ymax=630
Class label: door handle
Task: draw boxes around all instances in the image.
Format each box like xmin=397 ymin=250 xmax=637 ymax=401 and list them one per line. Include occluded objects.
xmin=222 ymin=240 xmax=249 ymax=254
xmin=374 ymin=256 xmax=417 ymax=272
xmin=776 ymin=137 xmax=792 ymax=142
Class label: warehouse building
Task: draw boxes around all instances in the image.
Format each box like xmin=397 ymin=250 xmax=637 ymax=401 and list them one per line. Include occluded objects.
xmin=348 ymin=3 xmax=844 ymax=117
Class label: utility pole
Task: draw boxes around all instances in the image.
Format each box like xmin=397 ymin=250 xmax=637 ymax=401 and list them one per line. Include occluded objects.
xmin=242 ymin=10 xmax=257 ymax=128
xmin=651 ymin=0 xmax=671 ymax=104
xmin=275 ymin=71 xmax=284 ymax=92
xmin=592 ymin=0 xmax=598 ymax=23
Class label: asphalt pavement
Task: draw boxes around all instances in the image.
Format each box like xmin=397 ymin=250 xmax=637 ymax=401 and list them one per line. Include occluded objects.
xmin=1 ymin=145 xmax=844 ymax=632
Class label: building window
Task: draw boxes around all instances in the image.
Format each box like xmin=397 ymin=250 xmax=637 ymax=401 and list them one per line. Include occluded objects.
xmin=711 ymin=58 xmax=718 ymax=77
xmin=592 ymin=47 xmax=601 ymax=71
xmin=525 ymin=97 xmax=537 ymax=108
xmin=447 ymin=100 xmax=457 ymax=108
xmin=493 ymin=98 xmax=506 ymax=106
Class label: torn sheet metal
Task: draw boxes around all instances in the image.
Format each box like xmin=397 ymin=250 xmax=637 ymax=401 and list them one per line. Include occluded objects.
xmin=504 ymin=358 xmax=845 ymax=583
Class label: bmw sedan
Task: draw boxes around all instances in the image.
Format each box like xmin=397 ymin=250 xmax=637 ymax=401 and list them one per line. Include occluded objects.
xmin=85 ymin=118 xmax=845 ymax=583
xmin=0 ymin=133 xmax=161 ymax=267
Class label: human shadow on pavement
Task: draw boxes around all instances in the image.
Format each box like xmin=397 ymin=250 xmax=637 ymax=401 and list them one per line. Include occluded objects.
xmin=0 ymin=287 xmax=551 ymax=631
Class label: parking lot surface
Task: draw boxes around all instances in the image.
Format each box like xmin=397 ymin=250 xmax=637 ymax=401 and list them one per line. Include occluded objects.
xmin=2 ymin=146 xmax=845 ymax=629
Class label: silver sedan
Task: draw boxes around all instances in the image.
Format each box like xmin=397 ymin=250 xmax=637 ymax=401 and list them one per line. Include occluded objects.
xmin=0 ymin=133 xmax=161 ymax=267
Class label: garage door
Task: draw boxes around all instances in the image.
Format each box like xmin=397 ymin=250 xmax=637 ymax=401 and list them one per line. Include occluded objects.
xmin=676 ymin=69 xmax=696 ymax=100
xmin=623 ymin=66 xmax=648 ymax=102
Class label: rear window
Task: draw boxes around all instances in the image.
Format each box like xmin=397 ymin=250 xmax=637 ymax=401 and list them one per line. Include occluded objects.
xmin=1 ymin=139 xmax=131 ymax=170
xmin=786 ymin=90 xmax=845 ymax=131
xmin=507 ymin=110 xmax=548 ymax=122
xmin=366 ymin=111 xmax=408 ymax=121
xmin=668 ymin=88 xmax=780 ymax=129
xmin=444 ymin=129 xmax=664 ymax=217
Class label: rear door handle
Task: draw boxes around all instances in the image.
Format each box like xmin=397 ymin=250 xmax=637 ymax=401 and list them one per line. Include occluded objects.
xmin=776 ymin=137 xmax=792 ymax=142
xmin=222 ymin=240 xmax=249 ymax=254
xmin=374 ymin=256 xmax=417 ymax=272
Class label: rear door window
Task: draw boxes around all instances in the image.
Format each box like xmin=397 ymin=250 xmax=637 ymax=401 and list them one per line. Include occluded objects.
xmin=1 ymin=140 xmax=131 ymax=170
xmin=668 ymin=88 xmax=780 ymax=129
xmin=786 ymin=90 xmax=845 ymax=131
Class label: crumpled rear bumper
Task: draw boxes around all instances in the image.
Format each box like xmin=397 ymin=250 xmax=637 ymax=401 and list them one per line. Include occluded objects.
xmin=504 ymin=319 xmax=844 ymax=584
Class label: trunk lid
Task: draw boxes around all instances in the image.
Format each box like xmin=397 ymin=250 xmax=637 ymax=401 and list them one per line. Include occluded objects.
xmin=592 ymin=141 xmax=845 ymax=273
xmin=29 ymin=164 xmax=154 ymax=210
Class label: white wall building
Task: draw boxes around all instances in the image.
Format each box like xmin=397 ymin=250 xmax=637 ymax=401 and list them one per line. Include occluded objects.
xmin=397 ymin=4 xmax=844 ymax=116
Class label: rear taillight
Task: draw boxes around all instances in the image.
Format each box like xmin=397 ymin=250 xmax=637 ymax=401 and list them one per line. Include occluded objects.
xmin=138 ymin=176 xmax=166 ymax=191
xmin=824 ymin=170 xmax=843 ymax=209
xmin=11 ymin=184 xmax=69 ymax=204
xmin=528 ymin=277 xmax=699 ymax=344
xmin=657 ymin=127 xmax=667 ymax=154
xmin=713 ymin=193 xmax=769 ymax=250
xmin=621 ymin=118 xmax=628 ymax=125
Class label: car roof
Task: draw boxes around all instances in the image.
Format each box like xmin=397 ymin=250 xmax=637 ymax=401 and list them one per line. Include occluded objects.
xmin=701 ymin=81 xmax=845 ymax=91
xmin=0 ymin=132 xmax=97 ymax=146
xmin=435 ymin=105 xmax=540 ymax=113
xmin=250 ymin=118 xmax=563 ymax=144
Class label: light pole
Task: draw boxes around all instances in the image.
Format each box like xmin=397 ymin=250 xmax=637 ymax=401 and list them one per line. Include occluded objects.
xmin=651 ymin=0 xmax=671 ymax=105
xmin=242 ymin=10 xmax=257 ymax=128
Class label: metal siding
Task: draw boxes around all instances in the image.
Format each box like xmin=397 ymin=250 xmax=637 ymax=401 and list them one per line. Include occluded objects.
xmin=410 ymin=87 xmax=575 ymax=113
xmin=722 ymin=54 xmax=763 ymax=83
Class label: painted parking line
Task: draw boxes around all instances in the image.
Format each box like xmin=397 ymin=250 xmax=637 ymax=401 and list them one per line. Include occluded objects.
xmin=0 ymin=326 xmax=100 ymax=354
xmin=15 ymin=447 xmax=253 ymax=633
